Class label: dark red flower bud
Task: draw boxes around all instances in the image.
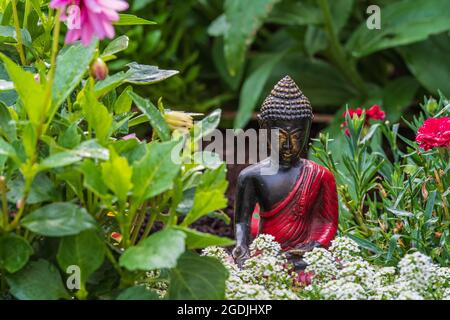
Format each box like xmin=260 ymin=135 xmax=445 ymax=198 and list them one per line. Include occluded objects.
xmin=90 ymin=58 xmax=109 ymax=81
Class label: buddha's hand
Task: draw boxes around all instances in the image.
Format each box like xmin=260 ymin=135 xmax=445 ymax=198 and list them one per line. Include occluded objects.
xmin=232 ymin=244 xmax=250 ymax=268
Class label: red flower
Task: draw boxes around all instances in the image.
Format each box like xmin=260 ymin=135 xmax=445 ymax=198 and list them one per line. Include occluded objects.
xmin=295 ymin=271 xmax=313 ymax=286
xmin=416 ymin=117 xmax=450 ymax=151
xmin=111 ymin=232 xmax=123 ymax=243
xmin=341 ymin=104 xmax=386 ymax=135
xmin=366 ymin=104 xmax=385 ymax=121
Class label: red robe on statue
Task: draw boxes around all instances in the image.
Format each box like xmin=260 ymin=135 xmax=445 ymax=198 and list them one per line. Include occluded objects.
xmin=250 ymin=160 xmax=339 ymax=249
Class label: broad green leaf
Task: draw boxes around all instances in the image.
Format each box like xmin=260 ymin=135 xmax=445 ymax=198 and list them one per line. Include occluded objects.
xmin=73 ymin=140 xmax=110 ymax=160
xmin=0 ymin=234 xmax=33 ymax=273
xmin=128 ymin=91 xmax=171 ymax=141
xmin=398 ymin=34 xmax=450 ymax=96
xmin=132 ymin=140 xmax=181 ymax=202
xmin=78 ymin=159 xmax=109 ymax=197
xmin=22 ymin=202 xmax=97 ymax=237
xmin=168 ymin=252 xmax=228 ymax=300
xmin=0 ymin=102 xmax=16 ymax=141
xmin=125 ymin=63 xmax=179 ymax=85
xmin=119 ymin=228 xmax=186 ymax=271
xmin=0 ymin=25 xmax=32 ymax=47
xmin=207 ymin=14 xmax=229 ymax=37
xmin=102 ymin=35 xmax=129 ymax=58
xmin=0 ymin=136 xmax=17 ymax=160
xmin=267 ymin=1 xmax=321 ymax=26
xmin=114 ymin=14 xmax=156 ymax=26
xmin=57 ymin=230 xmax=105 ymax=286
xmin=6 ymin=259 xmax=70 ymax=300
xmin=223 ymin=0 xmax=281 ymax=76
xmin=347 ymin=0 xmax=450 ymax=57
xmin=80 ymin=80 xmax=113 ymax=143
xmin=0 ymin=53 xmax=45 ymax=124
xmin=39 ymin=151 xmax=82 ymax=170
xmin=382 ymin=77 xmax=419 ymax=121
xmin=101 ymin=150 xmax=133 ymax=202
xmin=172 ymin=226 xmax=235 ymax=250
xmin=58 ymin=123 xmax=81 ymax=149
xmin=7 ymin=173 xmax=57 ymax=205
xmin=192 ymin=109 xmax=221 ymax=142
xmin=52 ymin=41 xmax=97 ymax=110
xmin=182 ymin=165 xmax=228 ymax=227
xmin=116 ymin=285 xmax=159 ymax=300
xmin=113 ymin=86 xmax=133 ymax=114
xmin=234 ymin=52 xmax=285 ymax=129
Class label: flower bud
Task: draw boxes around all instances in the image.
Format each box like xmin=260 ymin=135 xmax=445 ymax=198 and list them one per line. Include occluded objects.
xmin=90 ymin=58 xmax=109 ymax=81
xmin=425 ymin=98 xmax=438 ymax=114
xmin=164 ymin=111 xmax=194 ymax=132
xmin=111 ymin=232 xmax=122 ymax=243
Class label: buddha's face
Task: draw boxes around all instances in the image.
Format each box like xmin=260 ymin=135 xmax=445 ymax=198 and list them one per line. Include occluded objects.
xmin=262 ymin=119 xmax=311 ymax=165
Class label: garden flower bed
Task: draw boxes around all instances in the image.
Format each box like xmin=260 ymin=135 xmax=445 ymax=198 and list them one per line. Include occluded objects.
xmin=0 ymin=0 xmax=449 ymax=301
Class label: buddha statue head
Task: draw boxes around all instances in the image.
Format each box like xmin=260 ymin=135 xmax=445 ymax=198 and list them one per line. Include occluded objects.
xmin=257 ymin=76 xmax=313 ymax=166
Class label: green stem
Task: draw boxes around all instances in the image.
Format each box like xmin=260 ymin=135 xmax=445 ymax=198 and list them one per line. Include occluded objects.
xmin=8 ymin=11 xmax=61 ymax=231
xmin=0 ymin=177 xmax=8 ymax=230
xmin=23 ymin=0 xmax=31 ymax=29
xmin=105 ymin=246 xmax=123 ymax=276
xmin=130 ymin=201 xmax=148 ymax=245
xmin=317 ymin=0 xmax=367 ymax=96
xmin=11 ymin=0 xmax=27 ymax=65
xmin=139 ymin=208 xmax=157 ymax=243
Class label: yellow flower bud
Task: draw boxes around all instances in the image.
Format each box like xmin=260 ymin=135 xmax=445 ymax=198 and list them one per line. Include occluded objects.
xmin=164 ymin=111 xmax=194 ymax=132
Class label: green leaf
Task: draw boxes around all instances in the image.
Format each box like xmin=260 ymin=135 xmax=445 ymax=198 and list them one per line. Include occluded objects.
xmin=0 ymin=25 xmax=32 ymax=47
xmin=94 ymin=72 xmax=129 ymax=98
xmin=57 ymin=230 xmax=105 ymax=285
xmin=224 ymin=0 xmax=281 ymax=76
xmin=79 ymin=159 xmax=109 ymax=197
xmin=192 ymin=109 xmax=221 ymax=142
xmin=101 ymin=150 xmax=133 ymax=202
xmin=80 ymin=80 xmax=113 ymax=143
xmin=0 ymin=136 xmax=17 ymax=160
xmin=348 ymin=234 xmax=384 ymax=255
xmin=7 ymin=173 xmax=57 ymax=205
xmin=0 ymin=53 xmax=45 ymax=125
xmin=168 ymin=252 xmax=228 ymax=300
xmin=172 ymin=226 xmax=235 ymax=250
xmin=267 ymin=1 xmax=321 ymax=26
xmin=0 ymin=234 xmax=33 ymax=273
xmin=73 ymin=140 xmax=110 ymax=160
xmin=119 ymin=228 xmax=186 ymax=271
xmin=58 ymin=123 xmax=81 ymax=149
xmin=0 ymin=102 xmax=16 ymax=141
xmin=114 ymin=14 xmax=156 ymax=26
xmin=132 ymin=140 xmax=181 ymax=202
xmin=52 ymin=41 xmax=97 ymax=110
xmin=22 ymin=202 xmax=97 ymax=237
xmin=6 ymin=259 xmax=70 ymax=300
xmin=382 ymin=77 xmax=419 ymax=121
xmin=39 ymin=151 xmax=82 ymax=170
xmin=234 ymin=52 xmax=285 ymax=129
xmin=347 ymin=0 xmax=450 ymax=57
xmin=102 ymin=35 xmax=129 ymax=58
xmin=125 ymin=63 xmax=179 ymax=85
xmin=116 ymin=285 xmax=159 ymax=300
xmin=182 ymin=165 xmax=228 ymax=227
xmin=113 ymin=86 xmax=133 ymax=114
xmin=398 ymin=34 xmax=450 ymax=96
xmin=128 ymin=91 xmax=171 ymax=141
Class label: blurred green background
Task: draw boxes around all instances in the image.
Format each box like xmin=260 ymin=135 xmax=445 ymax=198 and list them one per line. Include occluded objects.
xmin=114 ymin=0 xmax=450 ymax=133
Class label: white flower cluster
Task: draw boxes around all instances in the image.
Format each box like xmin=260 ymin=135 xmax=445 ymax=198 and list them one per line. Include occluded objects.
xmin=202 ymin=234 xmax=299 ymax=300
xmin=203 ymin=235 xmax=449 ymax=300
xmin=300 ymin=237 xmax=450 ymax=300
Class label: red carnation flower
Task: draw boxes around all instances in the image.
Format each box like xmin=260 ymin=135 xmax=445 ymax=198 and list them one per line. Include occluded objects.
xmin=366 ymin=104 xmax=385 ymax=121
xmin=416 ymin=117 xmax=450 ymax=151
xmin=341 ymin=104 xmax=386 ymax=135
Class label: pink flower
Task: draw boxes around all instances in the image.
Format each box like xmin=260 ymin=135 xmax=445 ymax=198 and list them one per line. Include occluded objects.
xmin=416 ymin=117 xmax=450 ymax=151
xmin=50 ymin=0 xmax=129 ymax=46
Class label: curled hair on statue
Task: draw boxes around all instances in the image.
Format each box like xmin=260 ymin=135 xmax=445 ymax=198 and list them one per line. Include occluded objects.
xmin=258 ymin=75 xmax=314 ymax=122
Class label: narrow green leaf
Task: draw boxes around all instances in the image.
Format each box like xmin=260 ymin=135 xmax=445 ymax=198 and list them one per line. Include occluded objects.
xmin=114 ymin=14 xmax=156 ymax=26
xmin=128 ymin=91 xmax=171 ymax=141
xmin=172 ymin=226 xmax=235 ymax=250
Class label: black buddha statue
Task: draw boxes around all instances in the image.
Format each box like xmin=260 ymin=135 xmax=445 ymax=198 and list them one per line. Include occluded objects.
xmin=232 ymin=76 xmax=339 ymax=270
